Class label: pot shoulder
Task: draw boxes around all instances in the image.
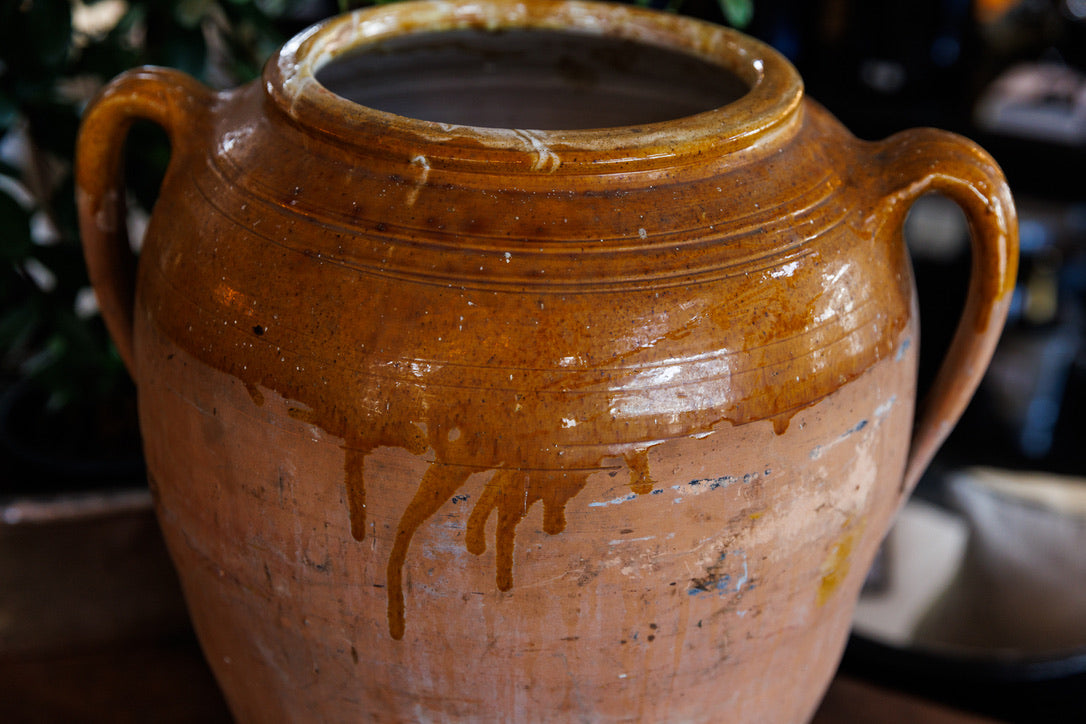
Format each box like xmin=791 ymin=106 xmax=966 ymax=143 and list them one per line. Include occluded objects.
xmin=136 ymin=88 xmax=913 ymax=440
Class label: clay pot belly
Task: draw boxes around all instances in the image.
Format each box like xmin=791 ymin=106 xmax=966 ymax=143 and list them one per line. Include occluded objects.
xmin=137 ymin=309 xmax=917 ymax=723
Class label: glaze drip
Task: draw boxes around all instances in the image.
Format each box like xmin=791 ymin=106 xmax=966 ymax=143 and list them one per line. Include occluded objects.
xmin=464 ymin=469 xmax=593 ymax=590
xmin=342 ymin=422 xmax=428 ymax=541
xmin=386 ymin=464 xmax=475 ymax=640
xmin=624 ymin=449 xmax=654 ymax=495
xmin=362 ymin=452 xmax=635 ymax=639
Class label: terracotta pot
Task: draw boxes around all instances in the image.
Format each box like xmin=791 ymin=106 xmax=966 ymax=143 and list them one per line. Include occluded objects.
xmin=75 ymin=1 xmax=1018 ymax=721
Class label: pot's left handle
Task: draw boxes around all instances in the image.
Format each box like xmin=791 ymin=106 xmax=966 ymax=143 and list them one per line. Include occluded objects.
xmin=76 ymin=67 xmax=215 ymax=374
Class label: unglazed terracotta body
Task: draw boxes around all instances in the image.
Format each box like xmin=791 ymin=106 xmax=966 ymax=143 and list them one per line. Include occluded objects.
xmin=76 ymin=2 xmax=1018 ymax=722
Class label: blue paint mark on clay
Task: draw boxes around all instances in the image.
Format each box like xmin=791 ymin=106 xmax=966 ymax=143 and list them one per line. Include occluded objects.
xmin=591 ymin=472 xmax=766 ymax=508
xmin=811 ymin=401 xmax=894 ymax=459
xmin=672 ymin=470 xmax=766 ymax=497
xmin=896 ymin=336 xmax=912 ymax=362
xmin=845 ymin=419 xmax=868 ymax=435
xmin=688 ymin=549 xmax=753 ymax=597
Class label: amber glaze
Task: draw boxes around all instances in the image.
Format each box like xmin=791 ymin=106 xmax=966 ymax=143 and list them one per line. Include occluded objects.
xmin=76 ymin=1 xmax=1017 ymax=721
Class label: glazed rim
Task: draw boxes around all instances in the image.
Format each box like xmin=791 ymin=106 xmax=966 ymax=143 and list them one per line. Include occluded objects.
xmin=265 ymin=0 xmax=804 ymax=173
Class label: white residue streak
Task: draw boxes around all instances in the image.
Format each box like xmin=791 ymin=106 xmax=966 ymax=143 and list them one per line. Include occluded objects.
xmin=608 ymin=536 xmax=656 ymax=545
xmin=770 ymin=260 xmax=799 ymax=278
xmin=405 ymin=154 xmax=430 ymax=207
xmin=588 ymin=493 xmax=638 ymax=508
xmin=874 ymin=395 xmax=897 ymax=418
xmin=218 ymin=128 xmax=249 ymax=155
xmin=736 ymin=554 xmax=749 ymax=591
xmin=514 ymin=129 xmax=561 ymax=173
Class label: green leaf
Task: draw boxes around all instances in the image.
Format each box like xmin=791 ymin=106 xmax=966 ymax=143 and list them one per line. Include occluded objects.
xmin=0 ymin=91 xmax=18 ymax=130
xmin=32 ymin=240 xmax=90 ymax=298
xmin=19 ymin=329 xmax=64 ymax=377
xmin=718 ymin=0 xmax=753 ymax=28
xmin=24 ymin=100 xmax=81 ymax=160
xmin=174 ymin=0 xmax=213 ymax=30
xmin=254 ymin=0 xmax=291 ymax=17
xmin=153 ymin=28 xmax=208 ymax=79
xmin=0 ymin=189 xmax=33 ymax=261
xmin=0 ymin=300 xmax=42 ymax=357
xmin=18 ymin=0 xmax=73 ymax=71
xmin=45 ymin=173 xmax=80 ymax=247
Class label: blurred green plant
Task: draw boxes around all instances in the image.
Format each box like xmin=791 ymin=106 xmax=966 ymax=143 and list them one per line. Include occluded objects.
xmin=0 ymin=0 xmax=306 ymax=417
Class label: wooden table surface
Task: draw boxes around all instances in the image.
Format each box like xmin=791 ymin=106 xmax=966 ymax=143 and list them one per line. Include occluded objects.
xmin=0 ymin=635 xmax=996 ymax=723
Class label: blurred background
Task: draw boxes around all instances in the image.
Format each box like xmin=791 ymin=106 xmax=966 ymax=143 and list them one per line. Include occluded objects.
xmin=1 ymin=1 xmax=1084 ymax=721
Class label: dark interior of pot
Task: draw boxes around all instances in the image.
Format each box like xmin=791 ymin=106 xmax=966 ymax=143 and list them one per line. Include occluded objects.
xmin=316 ymin=28 xmax=749 ymax=129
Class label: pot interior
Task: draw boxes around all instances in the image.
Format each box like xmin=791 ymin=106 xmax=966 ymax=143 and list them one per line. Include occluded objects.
xmin=315 ymin=28 xmax=749 ymax=129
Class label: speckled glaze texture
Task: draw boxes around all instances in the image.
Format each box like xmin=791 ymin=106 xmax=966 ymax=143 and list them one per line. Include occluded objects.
xmin=76 ymin=1 xmax=1018 ymax=722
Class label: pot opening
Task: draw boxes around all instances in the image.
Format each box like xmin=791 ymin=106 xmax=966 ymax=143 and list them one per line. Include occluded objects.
xmin=315 ymin=28 xmax=750 ymax=130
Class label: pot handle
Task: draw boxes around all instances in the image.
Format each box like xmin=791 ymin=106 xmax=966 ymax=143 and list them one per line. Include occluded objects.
xmin=871 ymin=128 xmax=1019 ymax=493
xmin=76 ymin=67 xmax=215 ymax=374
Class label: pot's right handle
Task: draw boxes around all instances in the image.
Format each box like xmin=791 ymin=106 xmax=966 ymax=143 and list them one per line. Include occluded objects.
xmin=869 ymin=128 xmax=1019 ymax=494
xmin=76 ymin=67 xmax=214 ymax=374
